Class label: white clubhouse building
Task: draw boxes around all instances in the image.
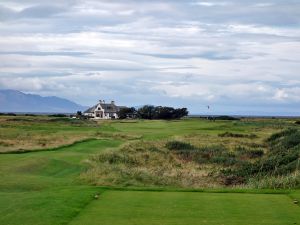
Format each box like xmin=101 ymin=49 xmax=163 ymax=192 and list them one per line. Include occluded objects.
xmin=84 ymin=100 xmax=126 ymax=119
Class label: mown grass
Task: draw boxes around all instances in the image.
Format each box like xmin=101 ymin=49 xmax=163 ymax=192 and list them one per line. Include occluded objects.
xmin=0 ymin=139 xmax=122 ymax=225
xmin=69 ymin=190 xmax=300 ymax=225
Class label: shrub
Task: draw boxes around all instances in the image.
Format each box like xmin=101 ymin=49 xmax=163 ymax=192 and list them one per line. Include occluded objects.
xmin=211 ymin=156 xmax=237 ymax=166
xmin=281 ymin=132 xmax=300 ymax=149
xmin=218 ymin=132 xmax=257 ymax=139
xmin=222 ymin=175 xmax=245 ymax=186
xmin=24 ymin=114 xmax=37 ymax=116
xmin=214 ymin=116 xmax=240 ymax=121
xmin=266 ymin=128 xmax=297 ymax=143
xmin=0 ymin=113 xmax=16 ymax=116
xmin=227 ymin=129 xmax=300 ymax=185
xmin=165 ymin=141 xmax=195 ymax=151
xmin=247 ymin=149 xmax=264 ymax=158
xmin=48 ymin=114 xmax=67 ymax=117
xmin=91 ymin=152 xmax=139 ymax=165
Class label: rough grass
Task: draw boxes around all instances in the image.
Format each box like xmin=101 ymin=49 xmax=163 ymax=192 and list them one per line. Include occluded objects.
xmin=80 ymin=141 xmax=218 ymax=188
xmin=0 ymin=116 xmax=139 ymax=152
xmin=223 ymin=128 xmax=300 ymax=188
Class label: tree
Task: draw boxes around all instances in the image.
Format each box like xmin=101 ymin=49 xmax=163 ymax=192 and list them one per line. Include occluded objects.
xmin=153 ymin=106 xmax=174 ymax=119
xmin=173 ymin=108 xmax=188 ymax=119
xmin=137 ymin=105 xmax=156 ymax=119
xmin=136 ymin=105 xmax=188 ymax=120
xmin=117 ymin=107 xmax=137 ymax=119
xmin=76 ymin=111 xmax=84 ymax=119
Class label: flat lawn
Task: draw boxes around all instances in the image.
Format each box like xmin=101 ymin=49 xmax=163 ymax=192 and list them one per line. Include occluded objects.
xmin=69 ymin=191 xmax=300 ymax=225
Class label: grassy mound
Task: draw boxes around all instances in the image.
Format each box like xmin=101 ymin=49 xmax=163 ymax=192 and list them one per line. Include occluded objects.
xmin=81 ymin=140 xmax=267 ymax=188
xmin=80 ymin=141 xmax=218 ymax=188
xmin=224 ymin=128 xmax=300 ymax=188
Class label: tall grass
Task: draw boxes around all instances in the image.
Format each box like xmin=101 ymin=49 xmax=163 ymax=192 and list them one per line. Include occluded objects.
xmin=248 ymin=172 xmax=300 ymax=189
xmin=80 ymin=141 xmax=219 ymax=188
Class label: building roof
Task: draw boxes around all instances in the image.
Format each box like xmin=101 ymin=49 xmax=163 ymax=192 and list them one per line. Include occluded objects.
xmin=99 ymin=103 xmax=119 ymax=113
xmin=84 ymin=102 xmax=125 ymax=114
xmin=84 ymin=105 xmax=97 ymax=114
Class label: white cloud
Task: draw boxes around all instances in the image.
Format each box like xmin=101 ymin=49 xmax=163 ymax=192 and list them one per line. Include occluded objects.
xmin=192 ymin=2 xmax=230 ymax=7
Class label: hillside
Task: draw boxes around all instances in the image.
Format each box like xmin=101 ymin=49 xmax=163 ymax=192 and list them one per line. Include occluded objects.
xmin=0 ymin=89 xmax=86 ymax=113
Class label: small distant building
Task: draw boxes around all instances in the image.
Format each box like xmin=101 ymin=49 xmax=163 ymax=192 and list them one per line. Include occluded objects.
xmin=84 ymin=100 xmax=126 ymax=119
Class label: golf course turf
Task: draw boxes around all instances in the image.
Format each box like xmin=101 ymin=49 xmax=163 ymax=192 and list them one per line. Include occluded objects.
xmin=0 ymin=116 xmax=300 ymax=225
xmin=70 ymin=191 xmax=300 ymax=225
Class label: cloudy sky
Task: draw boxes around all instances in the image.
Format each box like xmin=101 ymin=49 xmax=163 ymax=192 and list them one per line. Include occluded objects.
xmin=0 ymin=0 xmax=300 ymax=115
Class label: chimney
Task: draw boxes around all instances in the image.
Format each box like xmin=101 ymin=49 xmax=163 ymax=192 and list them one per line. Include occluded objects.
xmin=99 ymin=100 xmax=102 ymax=103
xmin=111 ymin=100 xmax=115 ymax=105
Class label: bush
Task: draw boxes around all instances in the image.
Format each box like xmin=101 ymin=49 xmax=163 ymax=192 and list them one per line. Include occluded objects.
xmin=222 ymin=175 xmax=245 ymax=186
xmin=235 ymin=146 xmax=264 ymax=159
xmin=266 ymin=128 xmax=296 ymax=143
xmin=218 ymin=132 xmax=257 ymax=139
xmin=214 ymin=116 xmax=240 ymax=121
xmin=92 ymin=152 xmax=139 ymax=165
xmin=24 ymin=114 xmax=37 ymax=116
xmin=165 ymin=141 xmax=195 ymax=151
xmin=281 ymin=132 xmax=300 ymax=149
xmin=0 ymin=113 xmax=16 ymax=116
xmin=228 ymin=129 xmax=300 ymax=183
xmin=247 ymin=149 xmax=264 ymax=158
xmin=48 ymin=114 xmax=67 ymax=117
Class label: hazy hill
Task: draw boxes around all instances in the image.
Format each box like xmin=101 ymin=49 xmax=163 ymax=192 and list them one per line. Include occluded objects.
xmin=0 ymin=89 xmax=86 ymax=113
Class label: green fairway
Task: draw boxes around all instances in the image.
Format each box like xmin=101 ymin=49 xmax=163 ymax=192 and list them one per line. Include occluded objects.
xmin=0 ymin=139 xmax=122 ymax=225
xmin=69 ymin=191 xmax=300 ymax=225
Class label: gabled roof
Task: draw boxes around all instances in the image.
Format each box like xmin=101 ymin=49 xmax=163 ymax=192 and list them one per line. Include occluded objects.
xmin=84 ymin=105 xmax=97 ymax=113
xmin=84 ymin=102 xmax=125 ymax=114
xmin=99 ymin=103 xmax=118 ymax=113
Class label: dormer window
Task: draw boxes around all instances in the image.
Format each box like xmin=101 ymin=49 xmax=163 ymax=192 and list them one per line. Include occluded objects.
xmin=98 ymin=107 xmax=100 ymax=110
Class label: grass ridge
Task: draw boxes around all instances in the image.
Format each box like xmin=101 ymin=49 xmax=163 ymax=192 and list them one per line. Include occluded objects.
xmin=0 ymin=138 xmax=99 ymax=154
xmin=97 ymin=186 xmax=290 ymax=195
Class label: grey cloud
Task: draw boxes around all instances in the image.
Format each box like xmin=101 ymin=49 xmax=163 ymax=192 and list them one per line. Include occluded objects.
xmin=0 ymin=51 xmax=92 ymax=56
xmin=19 ymin=5 xmax=66 ymax=18
xmin=133 ymin=52 xmax=250 ymax=60
xmin=0 ymin=5 xmax=16 ymax=21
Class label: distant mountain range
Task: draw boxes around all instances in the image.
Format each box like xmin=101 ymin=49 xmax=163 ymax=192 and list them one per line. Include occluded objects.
xmin=0 ymin=89 xmax=86 ymax=113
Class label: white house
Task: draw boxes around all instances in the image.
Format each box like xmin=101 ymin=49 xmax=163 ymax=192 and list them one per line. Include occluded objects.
xmin=84 ymin=100 xmax=126 ymax=119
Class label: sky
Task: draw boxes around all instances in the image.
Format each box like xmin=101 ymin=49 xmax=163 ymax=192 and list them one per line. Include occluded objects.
xmin=0 ymin=0 xmax=300 ymax=115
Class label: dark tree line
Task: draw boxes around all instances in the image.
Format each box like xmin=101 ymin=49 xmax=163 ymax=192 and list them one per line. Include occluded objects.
xmin=117 ymin=105 xmax=188 ymax=120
